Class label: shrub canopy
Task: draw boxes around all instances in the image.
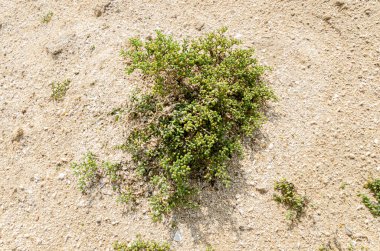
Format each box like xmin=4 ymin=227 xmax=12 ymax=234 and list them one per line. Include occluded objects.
xmin=121 ymin=28 xmax=275 ymax=220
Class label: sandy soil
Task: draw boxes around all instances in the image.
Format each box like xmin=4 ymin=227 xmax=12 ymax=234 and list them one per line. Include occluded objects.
xmin=1 ymin=0 xmax=379 ymax=250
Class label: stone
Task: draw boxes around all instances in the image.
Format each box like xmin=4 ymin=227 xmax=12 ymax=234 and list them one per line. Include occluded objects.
xmin=45 ymin=34 xmax=72 ymax=59
xmin=347 ymin=154 xmax=355 ymax=159
xmin=96 ymin=217 xmax=102 ymax=224
xmin=345 ymin=226 xmax=353 ymax=237
xmin=356 ymin=205 xmax=364 ymax=210
xmin=194 ymin=22 xmax=205 ymax=31
xmin=77 ymin=199 xmax=89 ymax=208
xmin=12 ymin=128 xmax=24 ymax=142
xmin=173 ymin=230 xmax=182 ymax=242
xmin=57 ymin=173 xmax=66 ymax=180
xmin=234 ymin=33 xmax=243 ymax=39
xmin=239 ymin=226 xmax=253 ymax=231
xmin=255 ymin=181 xmax=269 ymax=194
xmin=94 ymin=2 xmax=111 ymax=17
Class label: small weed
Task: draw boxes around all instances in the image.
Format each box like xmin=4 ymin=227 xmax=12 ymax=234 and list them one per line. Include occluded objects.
xmin=71 ymin=152 xmax=100 ymax=193
xmin=71 ymin=153 xmax=137 ymax=205
xmin=205 ymin=244 xmax=215 ymax=251
xmin=103 ymin=162 xmax=123 ymax=189
xmin=117 ymin=190 xmax=135 ymax=204
xmin=42 ymin=11 xmax=53 ymax=24
xmin=90 ymin=45 xmax=96 ymax=52
xmin=51 ymin=79 xmax=70 ymax=101
xmin=360 ymin=179 xmax=380 ymax=217
xmin=339 ymin=182 xmax=348 ymax=190
xmin=273 ymin=179 xmax=307 ymax=223
xmin=319 ymin=240 xmax=367 ymax=251
xmin=109 ymin=107 xmax=124 ymax=122
xmin=113 ymin=235 xmax=171 ymax=251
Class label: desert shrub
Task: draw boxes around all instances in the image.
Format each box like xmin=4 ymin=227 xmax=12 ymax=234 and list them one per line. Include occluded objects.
xmin=120 ymin=27 xmax=275 ymax=221
xmin=51 ymin=79 xmax=70 ymax=101
xmin=273 ymin=179 xmax=307 ymax=222
xmin=360 ymin=179 xmax=380 ymax=217
xmin=113 ymin=235 xmax=171 ymax=251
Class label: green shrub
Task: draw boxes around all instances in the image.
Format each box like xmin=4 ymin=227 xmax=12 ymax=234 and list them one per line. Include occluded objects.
xmin=113 ymin=235 xmax=171 ymax=251
xmin=120 ymin=27 xmax=274 ymax=221
xmin=51 ymin=79 xmax=70 ymax=101
xmin=71 ymin=152 xmax=99 ymax=193
xmin=273 ymin=179 xmax=307 ymax=222
xmin=360 ymin=179 xmax=380 ymax=217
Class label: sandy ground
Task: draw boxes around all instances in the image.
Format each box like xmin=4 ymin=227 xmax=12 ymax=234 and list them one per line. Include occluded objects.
xmin=1 ymin=0 xmax=380 ymax=250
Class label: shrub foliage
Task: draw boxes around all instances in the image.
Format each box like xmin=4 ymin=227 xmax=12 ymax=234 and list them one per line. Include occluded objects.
xmin=71 ymin=152 xmax=134 ymax=203
xmin=273 ymin=179 xmax=307 ymax=223
xmin=361 ymin=179 xmax=380 ymax=217
xmin=121 ymin=28 xmax=275 ymax=220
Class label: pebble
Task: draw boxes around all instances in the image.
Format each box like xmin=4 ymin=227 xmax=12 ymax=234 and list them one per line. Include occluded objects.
xmin=234 ymin=33 xmax=243 ymax=39
xmin=255 ymin=181 xmax=269 ymax=194
xmin=347 ymin=154 xmax=355 ymax=159
xmin=94 ymin=7 xmax=103 ymax=17
xmin=57 ymin=173 xmax=66 ymax=180
xmin=356 ymin=205 xmax=364 ymax=210
xmin=77 ymin=199 xmax=89 ymax=208
xmin=60 ymin=158 xmax=68 ymax=163
xmin=45 ymin=34 xmax=72 ymax=59
xmin=345 ymin=226 xmax=353 ymax=237
xmin=173 ymin=230 xmax=182 ymax=242
xmin=12 ymin=128 xmax=24 ymax=142
xmin=96 ymin=217 xmax=101 ymax=224
xmin=194 ymin=22 xmax=205 ymax=31
xmin=94 ymin=2 xmax=111 ymax=17
xmin=239 ymin=226 xmax=253 ymax=231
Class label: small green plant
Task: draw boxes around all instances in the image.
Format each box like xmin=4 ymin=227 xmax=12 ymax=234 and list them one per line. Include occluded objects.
xmin=113 ymin=235 xmax=171 ymax=251
xmin=117 ymin=190 xmax=135 ymax=204
xmin=103 ymin=161 xmax=123 ymax=189
xmin=109 ymin=107 xmax=124 ymax=122
xmin=51 ymin=79 xmax=70 ymax=101
xmin=42 ymin=11 xmax=53 ymax=24
xmin=360 ymin=179 xmax=380 ymax=217
xmin=205 ymin=244 xmax=215 ymax=251
xmin=71 ymin=152 xmax=100 ymax=193
xmin=339 ymin=182 xmax=348 ymax=190
xmin=273 ymin=179 xmax=307 ymax=222
xmin=120 ymin=27 xmax=275 ymax=221
xmin=319 ymin=240 xmax=367 ymax=251
xmin=71 ymin=153 xmax=136 ymax=204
